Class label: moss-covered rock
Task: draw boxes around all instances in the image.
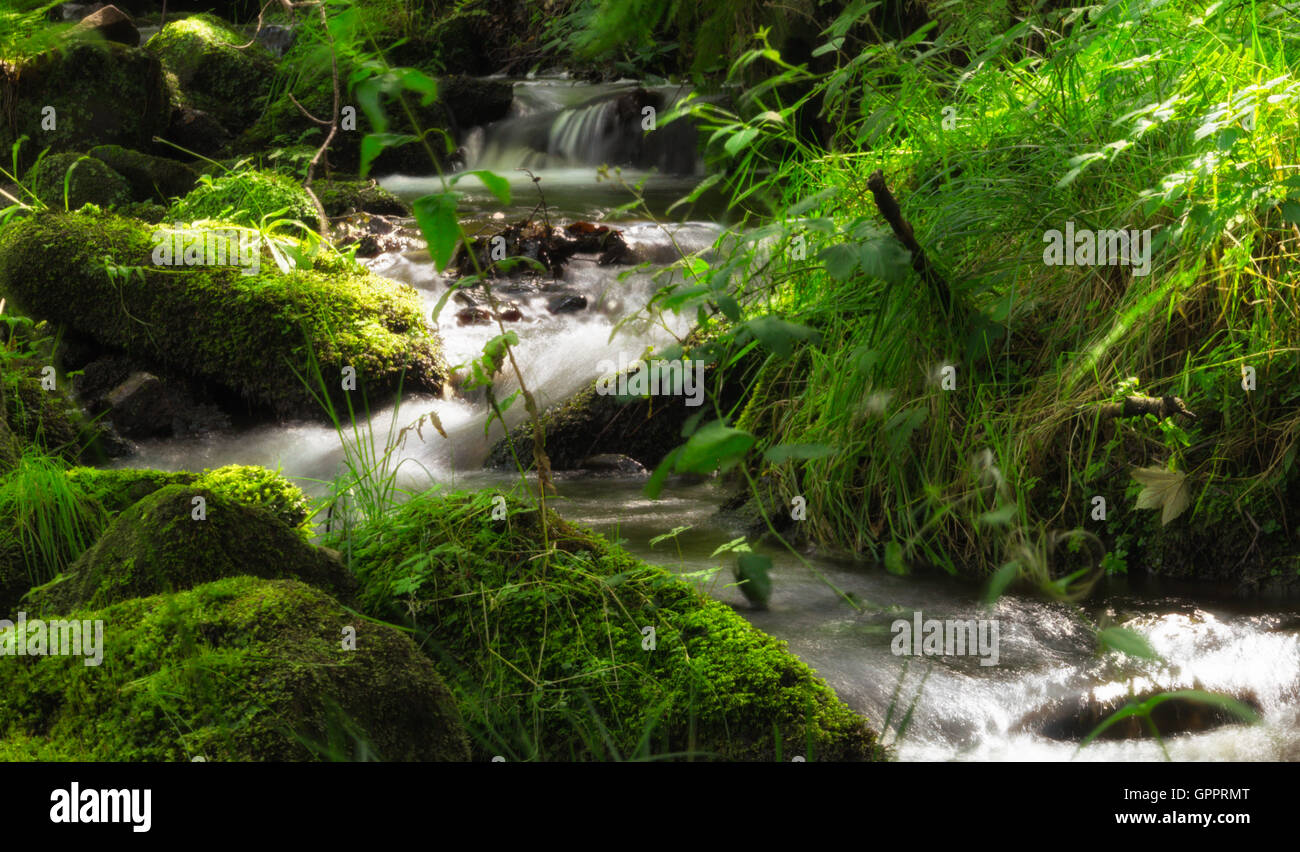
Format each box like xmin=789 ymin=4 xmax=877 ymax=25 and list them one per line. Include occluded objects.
xmin=486 ymin=338 xmax=759 ymax=471
xmin=0 ymin=460 xmax=313 ymax=616
xmin=169 ymin=169 xmax=317 ymax=225
xmin=0 ymin=41 xmax=169 ymax=173
xmin=144 ymin=13 xmax=275 ymax=131
xmin=87 ymin=145 xmax=199 ymax=203
xmin=26 ymin=484 xmax=355 ymax=613
xmin=66 ymin=463 xmax=312 ymax=534
xmin=0 ymin=212 xmax=447 ymax=418
xmin=25 ymin=152 xmax=131 ymax=210
xmin=344 ymin=490 xmax=884 ymax=762
xmin=0 ymin=576 xmax=470 ymax=761
xmin=316 ymin=178 xmax=410 ymax=217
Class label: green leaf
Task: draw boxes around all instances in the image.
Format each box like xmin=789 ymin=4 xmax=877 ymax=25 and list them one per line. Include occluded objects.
xmin=763 ymin=443 xmax=835 ymax=463
xmin=643 ymin=447 xmax=682 ymax=499
xmin=883 ymin=541 xmax=908 ymax=575
xmin=984 ymin=561 xmax=1019 ymax=603
xmin=724 ymin=127 xmax=760 ymax=157
xmin=397 ymin=68 xmax=438 ymax=104
xmin=819 ymin=243 xmax=859 ymax=280
xmin=735 ymin=552 xmax=773 ymax=609
xmin=453 ymin=169 xmax=512 ymax=205
xmin=978 ymin=503 xmax=1018 ymax=526
xmin=1096 ymin=626 xmax=1161 ymax=661
xmin=360 ymin=132 xmax=418 ymax=177
xmin=742 ymin=316 xmax=820 ymax=358
xmin=1131 ymin=466 xmax=1191 ymax=525
xmin=1281 ymin=199 xmax=1300 ymax=225
xmin=412 ymin=192 xmax=461 ymax=272
xmin=674 ymin=421 xmax=755 ymax=474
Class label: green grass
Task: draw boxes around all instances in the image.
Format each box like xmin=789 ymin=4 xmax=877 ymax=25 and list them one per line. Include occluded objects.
xmin=636 ymin=0 xmax=1300 ymax=594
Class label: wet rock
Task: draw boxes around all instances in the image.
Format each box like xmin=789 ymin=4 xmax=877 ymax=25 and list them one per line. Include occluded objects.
xmin=254 ymin=23 xmax=296 ymax=56
xmin=485 ymin=331 xmax=761 ymax=473
xmin=455 ymin=306 xmax=494 ymax=326
xmin=1028 ymin=690 xmax=1263 ymax=741
xmin=454 ymin=219 xmax=632 ymax=278
xmin=100 ymin=371 xmax=169 ymax=437
xmin=497 ymin=303 xmax=526 ymax=322
xmin=333 ymin=213 xmax=422 ymax=258
xmin=547 ymin=293 xmax=588 ymax=314
xmin=77 ymin=357 xmax=231 ymax=439
xmin=578 ymin=454 xmax=647 ymax=476
xmin=73 ymin=5 xmax=139 ymax=46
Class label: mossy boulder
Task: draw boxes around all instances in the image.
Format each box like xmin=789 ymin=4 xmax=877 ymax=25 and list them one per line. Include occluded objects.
xmin=144 ymin=13 xmax=275 ymax=131
xmin=0 ymin=461 xmax=314 ymax=615
xmin=66 ymin=463 xmax=312 ymax=534
xmin=87 ymin=145 xmax=199 ymax=203
xmin=25 ymin=152 xmax=131 ymax=210
xmin=26 ymin=484 xmax=355 ymax=613
xmin=169 ymin=169 xmax=316 ymax=225
xmin=0 ymin=41 xmax=169 ymax=173
xmin=0 ymin=576 xmax=470 ymax=761
xmin=344 ymin=490 xmax=884 ymax=761
xmin=316 ymin=178 xmax=410 ymax=217
xmin=0 ymin=212 xmax=447 ymax=418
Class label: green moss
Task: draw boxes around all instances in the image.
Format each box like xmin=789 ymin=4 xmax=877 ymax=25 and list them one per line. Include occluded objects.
xmin=0 ymin=354 xmax=100 ymax=462
xmin=26 ymin=484 xmax=355 ymax=613
xmin=144 ymin=13 xmax=274 ymax=129
xmin=343 ymin=490 xmax=884 ymax=762
xmin=170 ymin=170 xmax=317 ymax=226
xmin=25 ymin=152 xmax=131 ymax=210
xmin=87 ymin=145 xmax=198 ymax=203
xmin=0 ymin=576 xmax=470 ymax=761
xmin=315 ymin=179 xmax=410 ymax=217
xmin=0 ymin=461 xmax=315 ymax=615
xmin=0 ymin=41 xmax=169 ymax=173
xmin=66 ymin=464 xmax=312 ymax=533
xmin=0 ymin=212 xmax=447 ymax=417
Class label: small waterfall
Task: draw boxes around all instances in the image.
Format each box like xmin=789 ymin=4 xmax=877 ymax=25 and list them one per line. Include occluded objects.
xmin=466 ymin=80 xmax=701 ymax=176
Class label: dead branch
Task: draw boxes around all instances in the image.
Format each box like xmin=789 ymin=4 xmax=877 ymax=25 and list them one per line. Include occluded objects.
xmin=1094 ymin=395 xmax=1197 ymax=422
xmin=866 ymin=169 xmax=954 ymax=315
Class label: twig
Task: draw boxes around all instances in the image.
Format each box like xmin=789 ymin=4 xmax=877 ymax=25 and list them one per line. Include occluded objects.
xmin=866 ymin=168 xmax=954 ymax=315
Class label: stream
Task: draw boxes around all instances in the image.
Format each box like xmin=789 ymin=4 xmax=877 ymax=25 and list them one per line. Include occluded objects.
xmin=114 ymin=77 xmax=1300 ymax=761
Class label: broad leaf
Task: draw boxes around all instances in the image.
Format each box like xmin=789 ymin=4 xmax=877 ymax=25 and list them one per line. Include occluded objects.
xmin=412 ymin=192 xmax=461 ymax=272
xmin=1132 ymin=466 xmax=1191 ymax=525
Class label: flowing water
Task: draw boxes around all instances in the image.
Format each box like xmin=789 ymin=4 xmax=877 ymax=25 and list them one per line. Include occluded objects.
xmin=116 ymin=78 xmax=1300 ymax=761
